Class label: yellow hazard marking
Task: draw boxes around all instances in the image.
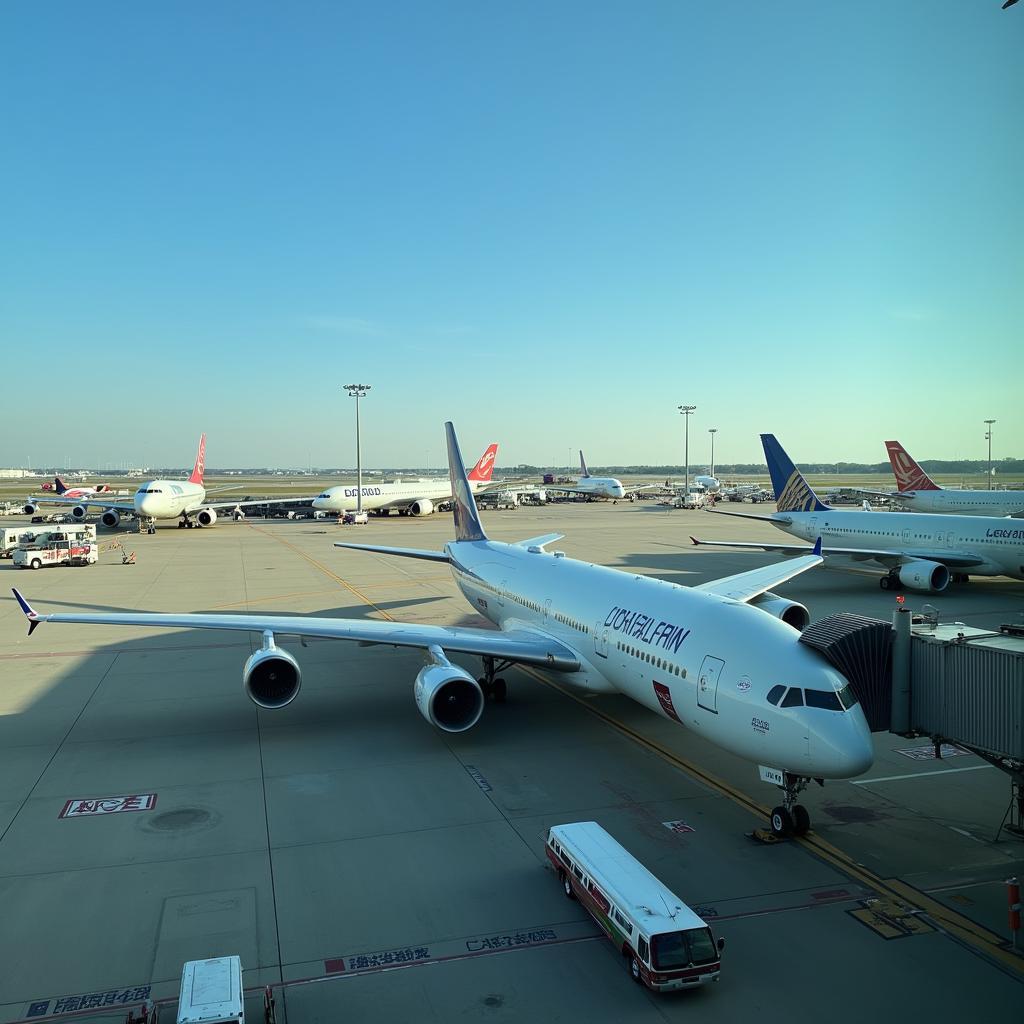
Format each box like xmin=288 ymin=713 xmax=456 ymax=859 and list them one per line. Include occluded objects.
xmin=849 ymin=897 xmax=934 ymax=940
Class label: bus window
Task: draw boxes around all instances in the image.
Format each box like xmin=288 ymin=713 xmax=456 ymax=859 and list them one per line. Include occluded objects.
xmin=651 ymin=928 xmax=717 ymax=970
xmin=574 ymin=865 xmax=584 ymax=882
xmin=638 ymin=936 xmax=650 ymax=965
xmin=559 ymin=850 xmax=571 ymax=869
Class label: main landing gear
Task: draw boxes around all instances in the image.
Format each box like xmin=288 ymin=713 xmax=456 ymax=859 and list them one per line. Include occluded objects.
xmin=140 ymin=517 xmax=157 ymax=535
xmin=478 ymin=655 xmax=512 ymax=703
xmin=879 ymin=572 xmax=901 ymax=591
xmin=177 ymin=515 xmax=195 ymax=530
xmin=769 ymin=773 xmax=820 ymax=837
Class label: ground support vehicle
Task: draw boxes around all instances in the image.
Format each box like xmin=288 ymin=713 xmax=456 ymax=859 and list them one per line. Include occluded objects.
xmin=14 ymin=534 xmax=98 ymax=569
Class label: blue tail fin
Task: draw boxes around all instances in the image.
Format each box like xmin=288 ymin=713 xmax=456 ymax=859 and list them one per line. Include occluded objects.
xmin=580 ymin=450 xmax=590 ymax=477
xmin=760 ymin=435 xmax=830 ymax=513
xmin=446 ymin=422 xmax=488 ymax=542
xmin=54 ymin=476 xmax=67 ymax=494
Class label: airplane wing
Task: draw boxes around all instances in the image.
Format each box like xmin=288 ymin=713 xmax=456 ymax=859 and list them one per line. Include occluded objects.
xmin=708 ymin=508 xmax=791 ymax=524
xmin=199 ymin=496 xmax=316 ymax=512
xmin=689 ymin=537 xmax=986 ymax=569
xmin=692 ymin=539 xmax=824 ymax=602
xmin=10 ymin=589 xmax=582 ymax=671
xmin=27 ymin=495 xmax=136 ymax=512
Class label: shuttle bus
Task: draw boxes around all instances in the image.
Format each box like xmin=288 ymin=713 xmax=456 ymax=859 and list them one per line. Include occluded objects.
xmin=546 ymin=821 xmax=724 ymax=992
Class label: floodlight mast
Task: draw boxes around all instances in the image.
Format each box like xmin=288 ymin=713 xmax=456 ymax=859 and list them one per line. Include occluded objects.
xmin=984 ymin=419 xmax=995 ymax=490
xmin=708 ymin=428 xmax=718 ymax=482
xmin=678 ymin=405 xmax=696 ymax=496
xmin=344 ymin=385 xmax=371 ymax=513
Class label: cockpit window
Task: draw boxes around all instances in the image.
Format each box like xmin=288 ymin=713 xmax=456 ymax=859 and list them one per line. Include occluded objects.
xmin=766 ymin=685 xmax=785 ymax=706
xmin=805 ymin=689 xmax=843 ymax=711
xmin=319 ymin=493 xmax=331 ymax=498
xmin=781 ymin=687 xmax=804 ymax=708
xmin=837 ymin=683 xmax=859 ymax=709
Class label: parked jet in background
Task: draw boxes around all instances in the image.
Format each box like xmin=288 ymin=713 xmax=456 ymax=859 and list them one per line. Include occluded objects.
xmin=855 ymin=441 xmax=1024 ymax=518
xmin=545 ymin=451 xmax=627 ymax=501
xmin=693 ymin=434 xmax=1024 ymax=592
xmin=27 ymin=476 xmax=112 ymax=504
xmin=312 ymin=443 xmax=500 ymax=517
xmin=24 ymin=435 xmax=273 ymax=533
xmin=12 ymin=422 xmax=874 ymax=838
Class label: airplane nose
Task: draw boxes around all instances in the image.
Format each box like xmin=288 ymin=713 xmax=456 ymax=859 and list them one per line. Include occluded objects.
xmin=833 ymin=709 xmax=874 ymax=778
xmin=138 ymin=496 xmax=157 ymax=516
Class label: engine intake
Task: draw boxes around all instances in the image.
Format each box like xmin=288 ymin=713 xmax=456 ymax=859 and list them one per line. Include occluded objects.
xmin=101 ymin=509 xmax=121 ymax=528
xmin=898 ymin=560 xmax=950 ymax=593
xmin=750 ymin=591 xmax=811 ymax=631
xmin=415 ymin=661 xmax=483 ymax=732
xmin=409 ymin=498 xmax=434 ymax=517
xmin=197 ymin=507 xmax=218 ymax=527
xmin=244 ymin=645 xmax=301 ymax=709
xmin=23 ymin=502 xmax=38 ymax=515
xmin=72 ymin=504 xmax=88 ymax=521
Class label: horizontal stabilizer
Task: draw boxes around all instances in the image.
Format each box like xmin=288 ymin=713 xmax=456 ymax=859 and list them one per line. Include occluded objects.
xmin=335 ymin=542 xmax=450 ymax=563
xmin=515 ymin=533 xmax=565 ymax=550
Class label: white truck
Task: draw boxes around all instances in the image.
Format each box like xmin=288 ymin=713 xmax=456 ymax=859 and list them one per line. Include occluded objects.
xmin=12 ymin=525 xmax=99 ymax=569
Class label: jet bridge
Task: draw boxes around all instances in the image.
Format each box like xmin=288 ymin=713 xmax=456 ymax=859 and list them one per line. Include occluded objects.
xmin=799 ymin=610 xmax=1024 ymax=839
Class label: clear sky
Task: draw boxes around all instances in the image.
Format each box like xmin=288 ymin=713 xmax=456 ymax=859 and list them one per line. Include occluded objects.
xmin=3 ymin=2 xmax=1021 ymax=470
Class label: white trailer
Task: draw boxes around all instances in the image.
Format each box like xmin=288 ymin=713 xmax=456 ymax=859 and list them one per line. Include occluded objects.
xmin=13 ymin=526 xmax=99 ymax=569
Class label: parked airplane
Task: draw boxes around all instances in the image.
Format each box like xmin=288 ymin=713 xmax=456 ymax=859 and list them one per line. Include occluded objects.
xmin=27 ymin=476 xmax=112 ymax=504
xmin=12 ymin=422 xmax=874 ymax=837
xmin=855 ymin=441 xmax=1024 ymax=518
xmin=693 ymin=434 xmax=1024 ymax=592
xmin=311 ymin=443 xmax=499 ymax=517
xmin=24 ymin=435 xmax=272 ymax=533
xmin=545 ymin=451 xmax=627 ymax=501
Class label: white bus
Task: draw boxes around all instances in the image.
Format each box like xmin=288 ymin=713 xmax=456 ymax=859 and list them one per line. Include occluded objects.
xmin=546 ymin=821 xmax=724 ymax=992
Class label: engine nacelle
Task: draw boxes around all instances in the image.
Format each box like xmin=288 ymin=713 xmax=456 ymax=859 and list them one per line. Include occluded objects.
xmin=244 ymin=645 xmax=301 ymax=709
xmin=414 ymin=662 xmax=484 ymax=732
xmin=72 ymin=504 xmax=89 ymax=521
xmin=197 ymin=507 xmax=218 ymax=527
xmin=23 ymin=502 xmax=38 ymax=515
xmin=898 ymin=560 xmax=950 ymax=593
xmin=409 ymin=498 xmax=435 ymax=517
xmin=101 ymin=509 xmax=121 ymax=528
xmin=750 ymin=591 xmax=811 ymax=631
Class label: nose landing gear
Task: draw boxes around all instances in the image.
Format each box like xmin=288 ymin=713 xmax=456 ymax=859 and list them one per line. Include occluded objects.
xmin=769 ymin=773 xmax=819 ymax=837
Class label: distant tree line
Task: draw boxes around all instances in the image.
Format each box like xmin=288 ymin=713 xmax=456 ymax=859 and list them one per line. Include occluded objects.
xmin=513 ymin=458 xmax=1024 ymax=476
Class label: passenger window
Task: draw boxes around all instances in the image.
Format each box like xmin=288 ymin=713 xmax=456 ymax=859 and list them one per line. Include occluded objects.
xmin=638 ymin=936 xmax=650 ymax=964
xmin=767 ymin=685 xmax=786 ymax=705
xmin=781 ymin=688 xmax=804 ymax=708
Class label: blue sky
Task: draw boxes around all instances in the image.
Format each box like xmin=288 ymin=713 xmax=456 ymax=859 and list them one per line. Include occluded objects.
xmin=3 ymin=2 xmax=1020 ymax=469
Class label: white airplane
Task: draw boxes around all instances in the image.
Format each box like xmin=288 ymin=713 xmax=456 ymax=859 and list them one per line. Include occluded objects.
xmin=695 ymin=474 xmax=721 ymax=493
xmin=27 ymin=476 xmax=113 ymax=502
xmin=693 ymin=434 xmax=1024 ymax=593
xmin=855 ymin=441 xmax=1024 ymax=518
xmin=12 ymin=422 xmax=874 ymax=838
xmin=546 ymin=451 xmax=626 ymax=501
xmin=24 ymin=435 xmax=272 ymax=533
xmin=311 ymin=443 xmax=499 ymax=517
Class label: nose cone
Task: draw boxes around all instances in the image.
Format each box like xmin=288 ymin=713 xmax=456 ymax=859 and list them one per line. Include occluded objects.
xmin=312 ymin=491 xmax=336 ymax=511
xmin=812 ymin=704 xmax=874 ymax=779
xmin=613 ymin=484 xmax=625 ymax=498
xmin=137 ymin=495 xmax=159 ymax=516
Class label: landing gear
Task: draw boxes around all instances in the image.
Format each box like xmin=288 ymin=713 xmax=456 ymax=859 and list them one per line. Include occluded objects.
xmin=952 ymin=573 xmax=970 ymax=584
xmin=141 ymin=517 xmax=157 ymax=535
xmin=478 ymin=655 xmax=512 ymax=703
xmin=879 ymin=572 xmax=902 ymax=591
xmin=769 ymin=773 xmax=816 ymax=837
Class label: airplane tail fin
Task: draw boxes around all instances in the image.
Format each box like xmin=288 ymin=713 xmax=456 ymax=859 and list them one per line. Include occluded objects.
xmin=467 ymin=443 xmax=498 ymax=482
xmin=54 ymin=476 xmax=67 ymax=495
xmin=446 ymin=422 xmax=488 ymax=542
xmin=189 ymin=434 xmax=207 ymax=485
xmin=885 ymin=441 xmax=939 ymax=491
xmin=760 ymin=434 xmax=830 ymax=513
xmin=580 ymin=450 xmax=591 ymax=478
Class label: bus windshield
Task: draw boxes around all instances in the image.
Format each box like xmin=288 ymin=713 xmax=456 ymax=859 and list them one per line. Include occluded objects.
xmin=651 ymin=927 xmax=717 ymax=970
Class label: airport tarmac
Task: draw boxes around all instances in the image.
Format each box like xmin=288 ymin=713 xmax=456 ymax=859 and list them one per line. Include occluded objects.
xmin=0 ymin=501 xmax=1021 ymax=1022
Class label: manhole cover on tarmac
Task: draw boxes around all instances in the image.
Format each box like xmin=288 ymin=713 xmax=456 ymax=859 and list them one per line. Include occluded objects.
xmin=144 ymin=808 xmax=217 ymax=833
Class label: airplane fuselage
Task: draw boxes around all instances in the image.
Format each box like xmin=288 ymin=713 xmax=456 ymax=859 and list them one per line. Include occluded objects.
xmin=134 ymin=480 xmax=208 ymax=520
xmin=446 ymin=539 xmax=873 ymax=779
xmin=894 ymin=490 xmax=1024 ymax=517
xmin=569 ymin=476 xmax=626 ymax=500
xmin=313 ymin=478 xmax=490 ymax=514
xmin=771 ymin=509 xmax=1024 ymax=579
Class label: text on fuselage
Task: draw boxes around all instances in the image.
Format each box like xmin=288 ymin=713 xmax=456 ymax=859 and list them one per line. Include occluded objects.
xmin=604 ymin=606 xmax=690 ymax=652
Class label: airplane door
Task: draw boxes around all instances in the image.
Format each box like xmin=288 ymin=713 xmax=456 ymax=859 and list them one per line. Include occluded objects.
xmin=697 ymin=655 xmax=725 ymax=714
xmin=945 ymin=531 xmax=955 ymax=548
xmin=594 ymin=623 xmax=608 ymax=659
xmin=544 ymin=598 xmax=552 ymax=623
xmin=807 ymin=517 xmax=818 ymax=540
xmin=499 ymin=580 xmax=507 ymax=607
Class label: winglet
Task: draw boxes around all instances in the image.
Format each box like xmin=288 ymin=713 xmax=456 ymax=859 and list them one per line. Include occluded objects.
xmin=690 ymin=535 xmax=701 ymax=546
xmin=812 ymin=536 xmax=822 ymax=556
xmin=445 ymin=422 xmax=488 ymax=542
xmin=11 ymin=589 xmax=41 ymax=636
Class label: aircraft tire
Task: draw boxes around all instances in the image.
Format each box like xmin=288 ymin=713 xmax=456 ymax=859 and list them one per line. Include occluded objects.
xmin=770 ymin=806 xmax=793 ymax=837
xmin=879 ymin=575 xmax=891 ymax=590
xmin=792 ymin=805 xmax=811 ymax=836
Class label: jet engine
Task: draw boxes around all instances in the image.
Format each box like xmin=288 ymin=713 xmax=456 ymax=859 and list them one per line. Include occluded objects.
xmin=101 ymin=509 xmax=121 ymax=528
xmin=749 ymin=591 xmax=810 ymax=631
xmin=414 ymin=662 xmax=484 ymax=732
xmin=409 ymin=499 xmax=435 ymax=517
xmin=897 ymin=560 xmax=950 ymax=593
xmin=71 ymin=505 xmax=89 ymax=521
xmin=197 ymin=508 xmax=218 ymax=527
xmin=22 ymin=502 xmax=38 ymax=515
xmin=244 ymin=645 xmax=301 ymax=709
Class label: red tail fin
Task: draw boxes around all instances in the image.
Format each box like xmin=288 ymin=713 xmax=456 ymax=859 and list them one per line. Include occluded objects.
xmin=885 ymin=440 xmax=939 ymax=491
xmin=189 ymin=434 xmax=207 ymax=485
xmin=467 ymin=443 xmax=498 ymax=482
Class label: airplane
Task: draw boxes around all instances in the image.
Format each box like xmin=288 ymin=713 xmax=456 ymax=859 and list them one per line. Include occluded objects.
xmin=23 ymin=435 xmax=276 ymax=533
xmin=854 ymin=441 xmax=1024 ymax=518
xmin=27 ymin=476 xmax=113 ymax=503
xmin=311 ymin=443 xmax=500 ymax=517
xmin=692 ymin=434 xmax=1024 ymax=593
xmin=544 ymin=451 xmax=629 ymax=501
xmin=11 ymin=421 xmax=875 ymax=838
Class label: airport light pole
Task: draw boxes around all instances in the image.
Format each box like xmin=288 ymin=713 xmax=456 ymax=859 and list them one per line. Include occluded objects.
xmin=344 ymin=384 xmax=371 ymax=513
xmin=984 ymin=419 xmax=995 ymax=490
xmin=678 ymin=405 xmax=696 ymax=495
xmin=708 ymin=428 xmax=718 ymax=481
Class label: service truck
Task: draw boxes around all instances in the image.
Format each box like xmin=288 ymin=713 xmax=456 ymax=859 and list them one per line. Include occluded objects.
xmin=13 ymin=526 xmax=98 ymax=569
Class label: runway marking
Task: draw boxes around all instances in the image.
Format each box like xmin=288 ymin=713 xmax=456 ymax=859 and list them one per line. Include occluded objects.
xmin=851 ymin=765 xmax=995 ymax=785
xmin=244 ymin=524 xmax=397 ymax=621
xmin=518 ymin=665 xmax=1024 ymax=977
